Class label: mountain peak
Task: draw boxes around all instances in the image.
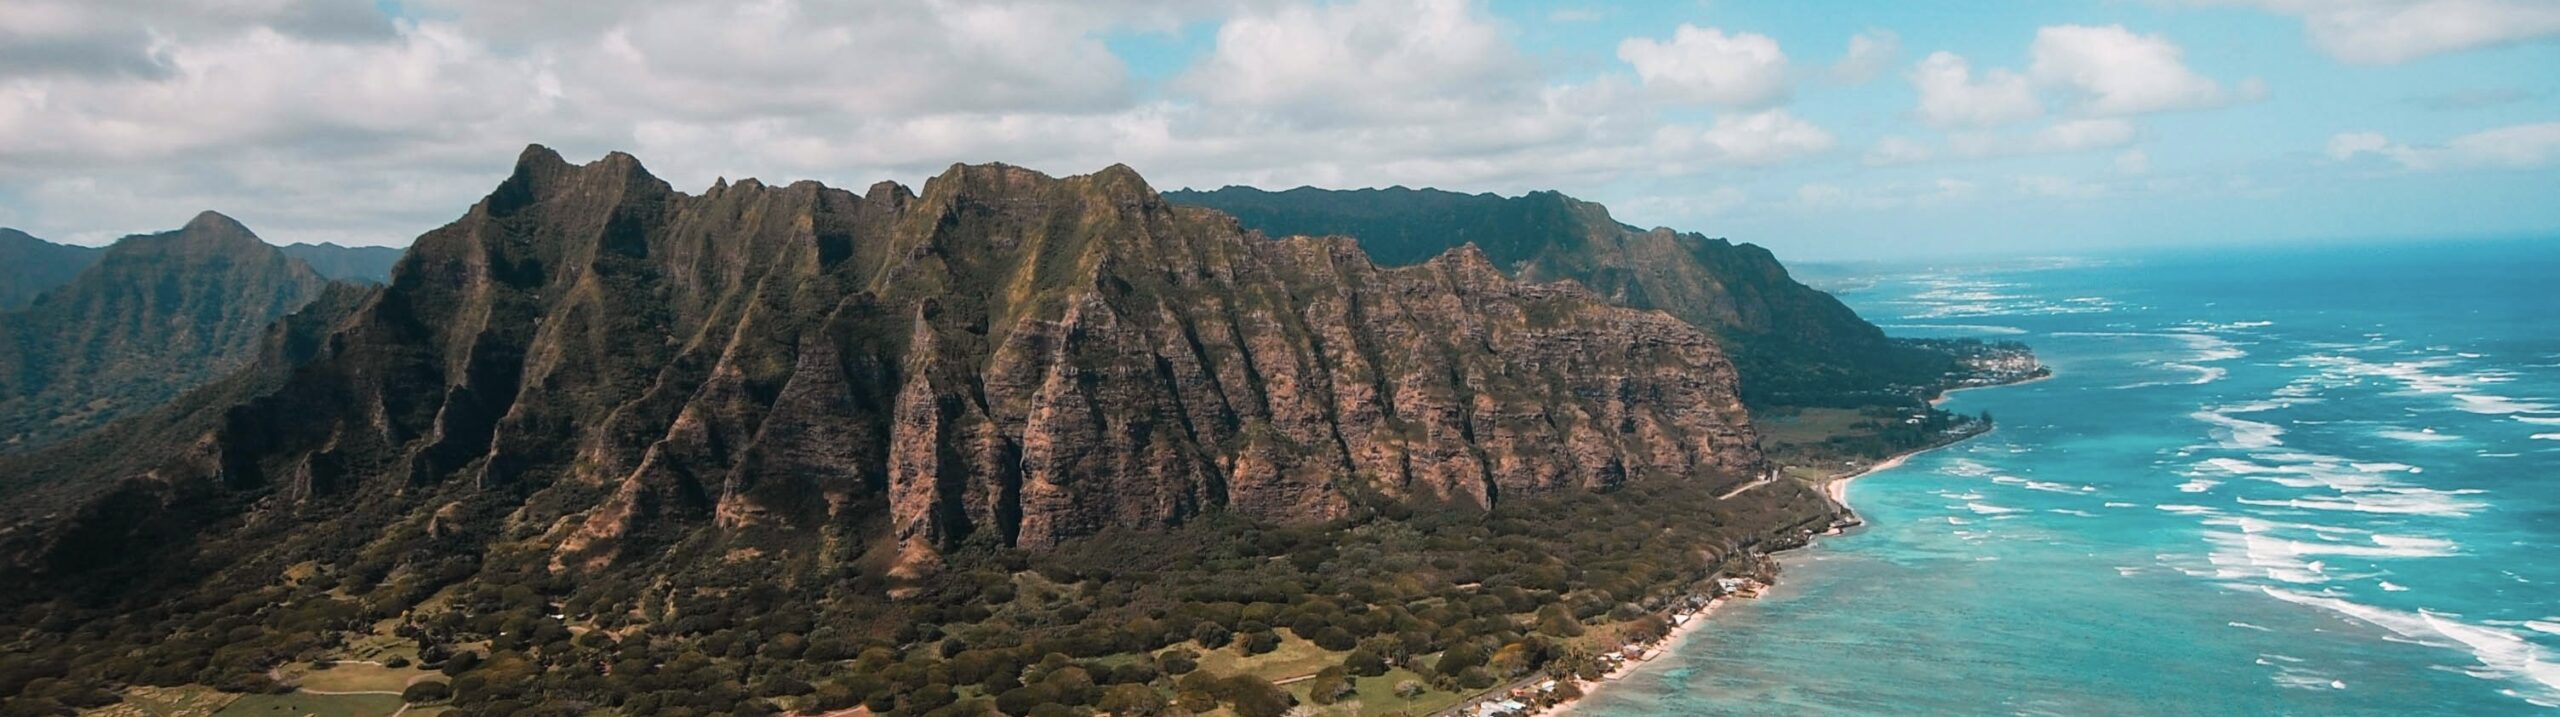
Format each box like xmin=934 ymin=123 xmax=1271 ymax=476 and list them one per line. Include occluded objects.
xmin=182 ymin=210 xmax=249 ymax=235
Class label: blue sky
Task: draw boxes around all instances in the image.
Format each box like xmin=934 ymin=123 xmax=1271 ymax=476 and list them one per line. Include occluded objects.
xmin=0 ymin=0 xmax=2554 ymax=260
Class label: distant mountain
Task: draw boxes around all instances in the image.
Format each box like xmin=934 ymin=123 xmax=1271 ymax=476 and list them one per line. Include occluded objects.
xmin=281 ymin=242 xmax=404 ymax=283
xmin=0 ymin=228 xmax=104 ymax=311
xmin=1165 ymin=186 xmax=1958 ymax=407
xmin=0 ymin=211 xmax=333 ymax=450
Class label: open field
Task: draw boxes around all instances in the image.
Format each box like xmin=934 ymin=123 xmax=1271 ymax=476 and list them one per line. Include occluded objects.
xmin=281 ymin=661 xmax=439 ymax=694
xmin=209 ymin=693 xmax=406 ymax=717
xmin=83 ymin=685 xmax=240 ymax=717
xmin=1191 ymin=633 xmax=1340 ymax=684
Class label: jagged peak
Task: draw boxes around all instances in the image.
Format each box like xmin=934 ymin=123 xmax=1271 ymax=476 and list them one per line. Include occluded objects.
xmin=514 ymin=143 xmax=570 ymax=174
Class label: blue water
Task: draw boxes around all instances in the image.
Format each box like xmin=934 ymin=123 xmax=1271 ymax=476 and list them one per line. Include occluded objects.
xmin=1580 ymin=239 xmax=2560 ymax=716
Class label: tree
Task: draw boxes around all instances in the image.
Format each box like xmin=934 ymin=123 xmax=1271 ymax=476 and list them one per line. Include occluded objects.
xmin=1306 ymin=666 xmax=1353 ymax=705
xmin=1534 ymin=604 xmax=1583 ymax=638
xmin=401 ymin=680 xmax=453 ymax=704
xmin=1223 ymin=675 xmax=1294 ymax=717
xmin=1344 ymin=648 xmax=1389 ymax=677
xmin=1394 ymin=679 xmax=1427 ymax=699
xmin=1191 ymin=622 xmax=1232 ymax=649
xmin=1098 ymin=684 xmax=1168 ymax=717
xmin=1238 ymin=631 xmax=1280 ymax=656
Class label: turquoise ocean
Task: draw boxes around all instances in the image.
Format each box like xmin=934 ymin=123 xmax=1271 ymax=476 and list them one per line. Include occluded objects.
xmin=1577 ymin=239 xmax=2560 ymax=716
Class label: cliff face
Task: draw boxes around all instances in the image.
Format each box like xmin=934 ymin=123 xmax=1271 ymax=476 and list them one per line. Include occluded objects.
xmin=7 ymin=148 xmax=1764 ymax=584
xmin=0 ymin=213 xmax=332 ymax=449
xmin=1165 ymin=186 xmax=1958 ymax=407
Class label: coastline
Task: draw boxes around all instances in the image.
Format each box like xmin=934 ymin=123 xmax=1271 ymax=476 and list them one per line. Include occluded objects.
xmin=1512 ymin=368 xmax=2052 ymax=717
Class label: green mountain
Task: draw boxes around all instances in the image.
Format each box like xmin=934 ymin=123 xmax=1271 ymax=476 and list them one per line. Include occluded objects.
xmin=0 ymin=212 xmax=333 ymax=450
xmin=1164 ymin=186 xmax=1960 ymax=407
xmin=281 ymin=242 xmax=405 ymax=284
xmin=0 ymin=228 xmax=105 ymax=311
xmin=0 ymin=151 xmax=1851 ymax=717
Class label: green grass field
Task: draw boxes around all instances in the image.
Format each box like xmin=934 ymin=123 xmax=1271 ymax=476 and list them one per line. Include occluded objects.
xmin=210 ymin=693 xmax=406 ymax=717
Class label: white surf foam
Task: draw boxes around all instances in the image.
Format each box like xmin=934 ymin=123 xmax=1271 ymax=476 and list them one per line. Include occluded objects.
xmin=2377 ymin=428 xmax=2460 ymax=443
xmin=2455 ymin=394 xmax=2555 ymax=415
xmin=2258 ymin=587 xmax=2560 ymax=706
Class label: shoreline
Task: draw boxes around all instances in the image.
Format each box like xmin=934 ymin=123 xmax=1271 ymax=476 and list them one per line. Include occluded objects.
xmin=1512 ymin=368 xmax=2053 ymax=717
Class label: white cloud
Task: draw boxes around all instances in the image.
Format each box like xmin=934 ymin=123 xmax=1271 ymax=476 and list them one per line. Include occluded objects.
xmin=1617 ymin=25 xmax=1792 ymax=108
xmin=1659 ymin=109 xmax=1837 ymax=166
xmin=2330 ymin=122 xmax=2560 ymax=170
xmin=1181 ymin=0 xmax=1529 ymax=124
xmin=1793 ymin=177 xmax=1978 ymax=211
xmin=1617 ymin=186 xmax=1748 ymax=224
xmin=1832 ymin=29 xmax=1900 ymax=83
xmin=2029 ymin=118 xmax=2141 ymax=152
xmin=1865 ymin=136 xmax=1934 ymax=166
xmin=2116 ymin=149 xmax=2151 ymax=174
xmin=2016 ymin=175 xmax=2106 ymax=198
xmin=2222 ymin=0 xmax=2560 ymax=64
xmin=2328 ymin=132 xmax=2393 ymax=160
xmin=1864 ymin=118 xmax=2138 ymax=168
xmin=1910 ymin=51 xmax=2041 ymax=128
xmin=2028 ymin=25 xmax=2236 ymax=116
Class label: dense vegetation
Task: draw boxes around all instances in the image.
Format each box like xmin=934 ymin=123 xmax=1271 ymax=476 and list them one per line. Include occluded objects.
xmin=1165 ymin=186 xmax=1964 ymax=408
xmin=0 ymin=229 xmax=102 ymax=311
xmin=0 ymin=471 xmax=1836 ymax=717
xmin=0 ymin=212 xmax=336 ymax=451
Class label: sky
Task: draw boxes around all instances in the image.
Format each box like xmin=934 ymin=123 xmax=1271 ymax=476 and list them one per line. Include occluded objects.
xmin=0 ymin=0 xmax=2555 ymax=260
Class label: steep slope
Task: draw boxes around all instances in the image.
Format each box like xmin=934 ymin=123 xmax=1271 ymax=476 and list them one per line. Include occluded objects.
xmin=0 ymin=212 xmax=333 ymax=450
xmin=1166 ymin=186 xmax=1959 ymax=407
xmin=281 ymin=242 xmax=405 ymax=283
xmin=4 ymin=148 xmax=1778 ymax=595
xmin=0 ymin=228 xmax=105 ymax=311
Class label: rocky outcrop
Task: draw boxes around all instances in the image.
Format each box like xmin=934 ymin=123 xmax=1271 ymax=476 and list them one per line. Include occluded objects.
xmin=5 ymin=148 xmax=1766 ymax=585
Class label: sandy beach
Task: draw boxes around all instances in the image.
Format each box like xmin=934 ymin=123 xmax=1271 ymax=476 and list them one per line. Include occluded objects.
xmin=1516 ymin=370 xmax=2054 ymax=716
xmin=1534 ymin=597 xmax=1730 ymax=716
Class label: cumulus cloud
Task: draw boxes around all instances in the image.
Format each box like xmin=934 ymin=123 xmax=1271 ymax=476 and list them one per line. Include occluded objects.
xmin=3 ymin=0 xmax=1877 ymax=246
xmin=2221 ymin=0 xmax=2560 ymax=64
xmin=2028 ymin=25 xmax=2240 ymax=116
xmin=1181 ymin=0 xmax=1530 ymax=123
xmin=1659 ymin=109 xmax=1838 ymax=166
xmin=2330 ymin=122 xmax=2560 ymax=170
xmin=1617 ymin=25 xmax=1792 ymax=107
xmin=1832 ymin=29 xmax=1901 ymax=83
xmin=1910 ymin=51 xmax=2041 ymax=128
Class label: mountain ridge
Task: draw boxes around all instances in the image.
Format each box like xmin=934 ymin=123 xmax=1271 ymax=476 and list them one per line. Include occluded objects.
xmin=5 ymin=147 xmax=1786 ymax=591
xmin=0 ymin=211 xmax=337 ymax=450
xmin=1165 ymin=185 xmax=1960 ymax=407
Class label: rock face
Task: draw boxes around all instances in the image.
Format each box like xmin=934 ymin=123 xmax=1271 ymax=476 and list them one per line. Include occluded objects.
xmin=1165 ymin=186 xmax=1960 ymax=407
xmin=0 ymin=212 xmax=332 ymax=449
xmin=5 ymin=148 xmax=1764 ymax=583
xmin=0 ymin=228 xmax=104 ymax=311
